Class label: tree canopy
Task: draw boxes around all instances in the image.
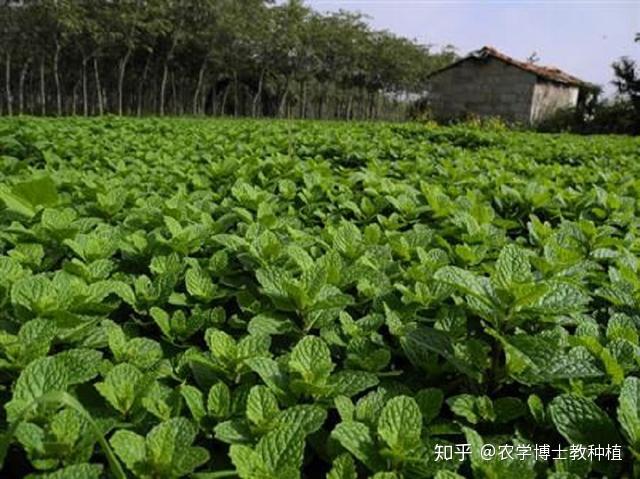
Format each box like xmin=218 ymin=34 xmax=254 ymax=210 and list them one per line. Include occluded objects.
xmin=0 ymin=0 xmax=457 ymax=118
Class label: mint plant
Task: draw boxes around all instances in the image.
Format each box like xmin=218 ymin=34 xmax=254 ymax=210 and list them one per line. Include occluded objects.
xmin=1 ymin=118 xmax=640 ymax=477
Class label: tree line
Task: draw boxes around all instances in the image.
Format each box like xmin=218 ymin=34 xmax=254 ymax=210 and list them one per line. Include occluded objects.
xmin=0 ymin=0 xmax=457 ymax=119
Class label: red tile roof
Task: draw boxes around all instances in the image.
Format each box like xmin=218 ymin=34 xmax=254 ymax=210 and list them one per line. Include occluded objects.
xmin=430 ymin=46 xmax=592 ymax=88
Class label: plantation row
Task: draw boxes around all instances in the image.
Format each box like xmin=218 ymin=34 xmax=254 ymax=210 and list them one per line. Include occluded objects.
xmin=1 ymin=118 xmax=640 ymax=478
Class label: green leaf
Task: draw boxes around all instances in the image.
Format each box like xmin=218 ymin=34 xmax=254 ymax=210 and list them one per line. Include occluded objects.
xmin=207 ymin=382 xmax=231 ymax=419
xmin=415 ymin=388 xmax=444 ymax=424
xmin=4 ymin=390 xmax=125 ymax=478
xmin=5 ymin=356 xmax=69 ymax=422
xmin=371 ymin=473 xmax=401 ymax=479
xmin=150 ymin=306 xmax=173 ymax=339
xmin=205 ymin=328 xmax=237 ymax=363
xmin=355 ymin=389 xmax=390 ymax=429
xmin=334 ymin=396 xmax=355 ymax=422
xmin=25 ymin=463 xmax=103 ymax=479
xmin=0 ymin=255 xmax=26 ymax=287
xmin=401 ymin=326 xmax=482 ymax=380
xmin=550 ymin=394 xmax=621 ymax=476
xmin=331 ymin=421 xmax=382 ymax=472
xmin=146 ymin=417 xmax=209 ymax=476
xmin=255 ymin=421 xmax=312 ymax=478
xmin=238 ymin=333 xmax=271 ymax=360
xmin=618 ymin=376 xmax=640 ymax=450
xmin=214 ymin=420 xmax=253 ymax=445
xmin=447 ymin=394 xmax=495 ymax=424
xmin=11 ymin=275 xmax=63 ymax=316
xmin=229 ymin=444 xmax=260 ymax=478
xmin=463 ymin=426 xmax=536 ymax=479
xmin=0 ymin=174 xmax=58 ymax=217
xmin=549 ymin=394 xmax=621 ymax=445
xmin=256 ymin=268 xmax=293 ymax=310
xmin=434 ymin=266 xmax=494 ymax=304
xmin=495 ymin=333 xmax=603 ymax=385
xmin=326 ymin=370 xmax=379 ymax=398
xmin=185 ymin=266 xmax=216 ymax=302
xmin=95 ymin=363 xmax=143 ymax=415
xmin=248 ymin=314 xmax=297 ymax=336
xmin=116 ymin=337 xmax=163 ymax=370
xmin=527 ymin=281 xmax=590 ymax=314
xmin=527 ymin=394 xmax=546 ymax=423
xmin=326 ymin=453 xmax=357 ymax=479
xmin=246 ymin=357 xmax=289 ymax=399
xmin=173 ymin=446 xmax=211 ymax=478
xmin=110 ymin=430 xmax=146 ymax=475
xmin=180 ymin=385 xmax=206 ymax=423
xmin=434 ymin=472 xmax=466 ymax=479
xmin=377 ymin=396 xmax=423 ymax=456
xmin=275 ymin=405 xmax=326 ymax=435
xmin=288 ymin=245 xmax=315 ymax=272
xmin=247 ymin=385 xmax=280 ymax=430
xmin=494 ymin=244 xmax=533 ymax=289
xmin=289 ymin=335 xmax=334 ymax=384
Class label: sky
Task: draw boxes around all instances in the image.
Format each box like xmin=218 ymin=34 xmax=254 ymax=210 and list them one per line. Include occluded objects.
xmin=302 ymin=0 xmax=640 ymax=96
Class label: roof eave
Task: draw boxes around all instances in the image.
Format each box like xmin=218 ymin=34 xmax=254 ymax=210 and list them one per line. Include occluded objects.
xmin=427 ymin=47 xmax=593 ymax=90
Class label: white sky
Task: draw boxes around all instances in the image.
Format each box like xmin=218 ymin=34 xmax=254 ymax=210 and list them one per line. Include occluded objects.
xmin=301 ymin=0 xmax=640 ymax=96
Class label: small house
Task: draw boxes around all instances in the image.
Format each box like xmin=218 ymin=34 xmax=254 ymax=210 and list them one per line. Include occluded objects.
xmin=426 ymin=46 xmax=595 ymax=124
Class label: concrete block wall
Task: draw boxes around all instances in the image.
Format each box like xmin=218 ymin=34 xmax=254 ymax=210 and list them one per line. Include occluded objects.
xmin=428 ymin=57 xmax=537 ymax=124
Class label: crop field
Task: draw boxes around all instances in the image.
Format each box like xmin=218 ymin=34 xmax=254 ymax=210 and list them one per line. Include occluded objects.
xmin=1 ymin=118 xmax=640 ymax=478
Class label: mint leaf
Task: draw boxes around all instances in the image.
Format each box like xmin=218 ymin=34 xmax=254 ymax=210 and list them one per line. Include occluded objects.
xmin=326 ymin=453 xmax=357 ymax=479
xmin=549 ymin=394 xmax=620 ymax=445
xmin=494 ymin=244 xmax=533 ymax=289
xmin=185 ymin=266 xmax=216 ymax=302
xmin=377 ymin=396 xmax=423 ymax=456
xmin=246 ymin=385 xmax=280 ymax=430
xmin=331 ymin=421 xmax=382 ymax=472
xmin=289 ymin=335 xmax=334 ymax=385
xmin=95 ymin=363 xmax=143 ymax=415
xmin=618 ymin=377 xmax=640 ymax=450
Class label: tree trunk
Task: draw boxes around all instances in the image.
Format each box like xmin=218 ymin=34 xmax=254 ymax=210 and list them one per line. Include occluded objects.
xmin=200 ymin=82 xmax=209 ymax=115
xmin=71 ymin=80 xmax=79 ymax=116
xmin=318 ymin=89 xmax=325 ymax=119
xmin=93 ymin=56 xmax=104 ymax=115
xmin=252 ymin=68 xmax=265 ymax=118
xmin=82 ymin=58 xmax=88 ymax=116
xmin=278 ymin=77 xmax=290 ymax=118
xmin=137 ymin=51 xmax=152 ymax=116
xmin=117 ymin=47 xmax=132 ymax=116
xmin=220 ymin=84 xmax=230 ymax=116
xmin=53 ymin=40 xmax=62 ymax=115
xmin=346 ymin=92 xmax=353 ymax=120
xmin=160 ymin=61 xmax=169 ymax=116
xmin=5 ymin=51 xmax=13 ymax=116
xmin=233 ymin=70 xmax=239 ymax=117
xmin=39 ymin=56 xmax=46 ymax=115
xmin=299 ymin=80 xmax=308 ymax=119
xmin=171 ymin=70 xmax=178 ymax=115
xmin=18 ymin=57 xmax=30 ymax=115
xmin=210 ymin=83 xmax=218 ymax=115
xmin=152 ymin=75 xmax=159 ymax=113
xmin=192 ymin=58 xmax=207 ymax=115
xmin=159 ymin=41 xmax=176 ymax=117
xmin=370 ymin=91 xmax=379 ymax=120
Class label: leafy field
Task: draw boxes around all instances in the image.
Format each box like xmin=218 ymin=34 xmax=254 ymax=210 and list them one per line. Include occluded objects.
xmin=1 ymin=118 xmax=640 ymax=478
